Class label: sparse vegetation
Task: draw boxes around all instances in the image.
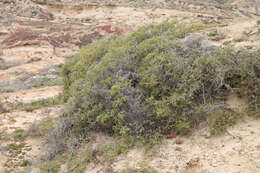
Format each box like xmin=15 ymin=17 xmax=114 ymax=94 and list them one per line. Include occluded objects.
xmin=26 ymin=57 xmax=42 ymax=64
xmin=0 ymin=58 xmax=20 ymax=70
xmin=0 ymin=66 xmax=62 ymax=93
xmin=39 ymin=159 xmax=62 ymax=173
xmin=12 ymin=129 xmax=27 ymax=142
xmin=121 ymin=166 xmax=158 ymax=173
xmin=20 ymin=160 xmax=31 ymax=167
xmin=30 ymin=77 xmax=63 ymax=88
xmin=218 ymin=24 xmax=228 ymax=27
xmin=0 ymin=101 xmax=8 ymax=113
xmin=234 ymin=37 xmax=248 ymax=42
xmin=208 ymin=29 xmax=226 ymax=41
xmin=7 ymin=142 xmax=26 ymax=157
xmin=27 ymin=117 xmax=55 ymax=137
xmin=207 ymin=108 xmax=239 ymax=135
xmin=13 ymin=95 xmax=62 ymax=112
xmin=0 ymin=87 xmax=15 ymax=93
xmin=67 ymin=147 xmax=94 ymax=173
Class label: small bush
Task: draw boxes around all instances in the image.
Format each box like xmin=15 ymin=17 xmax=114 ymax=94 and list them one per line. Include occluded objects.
xmin=121 ymin=166 xmax=157 ymax=173
xmin=208 ymin=30 xmax=226 ymax=41
xmin=67 ymin=147 xmax=94 ymax=173
xmin=27 ymin=117 xmax=54 ymax=137
xmin=0 ymin=58 xmax=20 ymax=70
xmin=13 ymin=95 xmax=62 ymax=112
xmin=207 ymin=108 xmax=239 ymax=135
xmin=0 ymin=102 xmax=8 ymax=113
xmin=234 ymin=37 xmax=248 ymax=42
xmin=12 ymin=129 xmax=27 ymax=142
xmin=101 ymin=144 xmax=121 ymax=164
xmin=39 ymin=160 xmax=61 ymax=173
xmin=20 ymin=160 xmax=31 ymax=167
xmin=7 ymin=142 xmax=26 ymax=156
xmin=26 ymin=57 xmax=42 ymax=64
xmin=218 ymin=24 xmax=228 ymax=27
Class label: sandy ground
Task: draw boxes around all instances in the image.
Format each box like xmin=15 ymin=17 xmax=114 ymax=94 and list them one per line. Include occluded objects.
xmin=111 ymin=117 xmax=260 ymax=173
xmin=0 ymin=86 xmax=62 ymax=103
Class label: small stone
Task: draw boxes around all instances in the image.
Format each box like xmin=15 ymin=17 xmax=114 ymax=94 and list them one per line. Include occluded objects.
xmin=175 ymin=139 xmax=184 ymax=145
xmin=175 ymin=146 xmax=182 ymax=151
xmin=167 ymin=133 xmax=177 ymax=139
xmin=204 ymin=153 xmax=209 ymax=158
xmin=211 ymin=161 xmax=218 ymax=167
xmin=18 ymin=155 xmax=24 ymax=159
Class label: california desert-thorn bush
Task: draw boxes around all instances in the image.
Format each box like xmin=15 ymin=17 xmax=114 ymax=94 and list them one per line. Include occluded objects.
xmin=45 ymin=21 xmax=259 ymax=158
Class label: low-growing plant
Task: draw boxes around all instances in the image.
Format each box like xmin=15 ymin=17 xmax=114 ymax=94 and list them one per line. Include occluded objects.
xmin=208 ymin=30 xmax=219 ymax=37
xmin=218 ymin=24 xmax=228 ymax=27
xmin=234 ymin=37 xmax=248 ymax=42
xmin=30 ymin=77 xmax=63 ymax=88
xmin=13 ymin=95 xmax=62 ymax=112
xmin=0 ymin=101 xmax=7 ymax=113
xmin=26 ymin=57 xmax=42 ymax=64
xmin=38 ymin=159 xmax=62 ymax=173
xmin=101 ymin=144 xmax=121 ymax=164
xmin=1 ymin=88 xmax=15 ymax=93
xmin=20 ymin=160 xmax=31 ymax=167
xmin=27 ymin=117 xmax=55 ymax=137
xmin=121 ymin=166 xmax=157 ymax=173
xmin=0 ymin=58 xmax=20 ymax=70
xmin=12 ymin=129 xmax=27 ymax=142
xmin=207 ymin=108 xmax=239 ymax=135
xmin=208 ymin=30 xmax=226 ymax=41
xmin=67 ymin=147 xmax=94 ymax=173
xmin=7 ymin=142 xmax=26 ymax=156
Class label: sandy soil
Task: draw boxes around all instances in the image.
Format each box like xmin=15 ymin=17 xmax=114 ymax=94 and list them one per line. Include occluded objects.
xmin=0 ymin=86 xmax=62 ymax=103
xmin=111 ymin=117 xmax=260 ymax=173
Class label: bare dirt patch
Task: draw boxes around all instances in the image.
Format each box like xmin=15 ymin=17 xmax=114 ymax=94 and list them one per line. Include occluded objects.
xmin=111 ymin=118 xmax=260 ymax=173
xmin=0 ymin=86 xmax=62 ymax=103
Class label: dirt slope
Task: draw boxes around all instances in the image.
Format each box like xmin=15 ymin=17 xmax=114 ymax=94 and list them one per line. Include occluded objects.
xmin=112 ymin=117 xmax=260 ymax=173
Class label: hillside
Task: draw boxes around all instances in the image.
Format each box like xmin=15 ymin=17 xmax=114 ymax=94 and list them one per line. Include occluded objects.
xmin=0 ymin=0 xmax=259 ymax=173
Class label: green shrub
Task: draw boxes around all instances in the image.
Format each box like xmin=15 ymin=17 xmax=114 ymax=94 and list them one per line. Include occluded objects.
xmin=51 ymin=21 xmax=259 ymax=156
xmin=0 ymin=102 xmax=7 ymax=113
xmin=121 ymin=167 xmax=157 ymax=173
xmin=39 ymin=160 xmax=62 ymax=173
xmin=234 ymin=37 xmax=248 ymax=42
xmin=13 ymin=95 xmax=62 ymax=112
xmin=208 ymin=30 xmax=226 ymax=41
xmin=20 ymin=160 xmax=31 ymax=167
xmin=207 ymin=108 xmax=239 ymax=135
xmin=27 ymin=117 xmax=55 ymax=137
xmin=7 ymin=142 xmax=26 ymax=156
xmin=12 ymin=129 xmax=27 ymax=142
xmin=0 ymin=58 xmax=20 ymax=70
xmin=67 ymin=147 xmax=93 ymax=173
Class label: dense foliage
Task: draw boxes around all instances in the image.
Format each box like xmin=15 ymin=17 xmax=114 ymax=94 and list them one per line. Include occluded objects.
xmin=60 ymin=21 xmax=259 ymax=142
